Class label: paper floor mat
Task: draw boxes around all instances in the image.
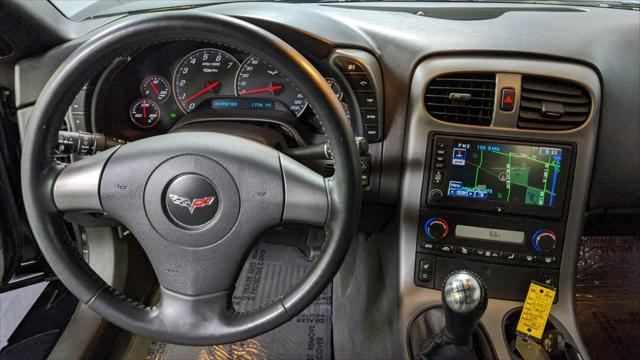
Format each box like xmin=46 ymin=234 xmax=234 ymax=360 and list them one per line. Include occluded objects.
xmin=124 ymin=242 xmax=332 ymax=360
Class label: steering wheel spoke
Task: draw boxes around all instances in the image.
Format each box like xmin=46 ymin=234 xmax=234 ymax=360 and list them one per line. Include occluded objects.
xmin=52 ymin=147 xmax=117 ymax=213
xmin=125 ymin=217 xmax=264 ymax=296
xmin=280 ymin=154 xmax=329 ymax=227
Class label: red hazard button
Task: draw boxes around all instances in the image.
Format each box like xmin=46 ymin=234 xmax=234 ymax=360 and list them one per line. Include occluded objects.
xmin=500 ymin=88 xmax=516 ymax=111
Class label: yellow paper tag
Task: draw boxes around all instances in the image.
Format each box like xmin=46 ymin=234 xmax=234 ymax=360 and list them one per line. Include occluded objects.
xmin=516 ymin=281 xmax=556 ymax=340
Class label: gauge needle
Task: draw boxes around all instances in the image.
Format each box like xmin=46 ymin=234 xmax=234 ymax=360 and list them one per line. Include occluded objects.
xmin=143 ymin=103 xmax=148 ymax=119
xmin=183 ymin=81 xmax=220 ymax=104
xmin=239 ymin=84 xmax=283 ymax=95
xmin=150 ymin=82 xmax=160 ymax=95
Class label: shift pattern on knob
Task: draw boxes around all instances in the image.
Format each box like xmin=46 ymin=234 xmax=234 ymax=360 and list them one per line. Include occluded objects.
xmin=443 ymin=272 xmax=483 ymax=314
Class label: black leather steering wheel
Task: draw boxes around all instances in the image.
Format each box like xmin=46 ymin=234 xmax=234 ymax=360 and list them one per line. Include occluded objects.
xmin=21 ymin=12 xmax=361 ymax=345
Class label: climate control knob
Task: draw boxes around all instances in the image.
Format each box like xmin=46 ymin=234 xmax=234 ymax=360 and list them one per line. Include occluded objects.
xmin=531 ymin=229 xmax=557 ymax=253
xmin=424 ymin=217 xmax=449 ymax=240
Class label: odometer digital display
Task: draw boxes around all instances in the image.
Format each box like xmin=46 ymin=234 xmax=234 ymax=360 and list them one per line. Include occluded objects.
xmin=173 ymin=48 xmax=240 ymax=113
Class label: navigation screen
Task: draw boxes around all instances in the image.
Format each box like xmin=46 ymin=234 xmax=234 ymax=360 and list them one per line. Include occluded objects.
xmin=432 ymin=138 xmax=572 ymax=213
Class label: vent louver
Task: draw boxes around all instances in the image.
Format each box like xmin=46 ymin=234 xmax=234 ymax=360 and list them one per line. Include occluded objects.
xmin=518 ymin=76 xmax=591 ymax=130
xmin=425 ymin=73 xmax=496 ymax=126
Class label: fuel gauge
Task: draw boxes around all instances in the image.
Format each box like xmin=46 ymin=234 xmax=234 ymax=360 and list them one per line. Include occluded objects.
xmin=325 ymin=77 xmax=344 ymax=101
xmin=130 ymin=98 xmax=160 ymax=128
xmin=141 ymin=75 xmax=170 ymax=103
xmin=340 ymin=102 xmax=351 ymax=124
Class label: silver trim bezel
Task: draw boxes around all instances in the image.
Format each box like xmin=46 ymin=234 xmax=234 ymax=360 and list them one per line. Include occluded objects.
xmin=399 ymin=56 xmax=600 ymax=359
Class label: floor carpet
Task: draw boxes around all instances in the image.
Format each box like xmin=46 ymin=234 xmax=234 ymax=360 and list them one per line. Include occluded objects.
xmin=575 ymin=236 xmax=640 ymax=360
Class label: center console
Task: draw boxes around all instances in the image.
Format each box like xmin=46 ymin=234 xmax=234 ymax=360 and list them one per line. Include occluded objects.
xmin=399 ymin=56 xmax=601 ymax=359
xmin=415 ymin=135 xmax=574 ymax=302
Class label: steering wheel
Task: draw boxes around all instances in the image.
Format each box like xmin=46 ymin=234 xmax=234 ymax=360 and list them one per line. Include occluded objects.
xmin=21 ymin=12 xmax=361 ymax=345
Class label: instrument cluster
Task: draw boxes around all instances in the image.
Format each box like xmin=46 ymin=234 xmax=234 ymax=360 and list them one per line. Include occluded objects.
xmin=94 ymin=41 xmax=348 ymax=141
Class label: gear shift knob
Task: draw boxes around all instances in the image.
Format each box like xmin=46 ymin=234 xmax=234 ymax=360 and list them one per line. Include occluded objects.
xmin=442 ymin=270 xmax=488 ymax=345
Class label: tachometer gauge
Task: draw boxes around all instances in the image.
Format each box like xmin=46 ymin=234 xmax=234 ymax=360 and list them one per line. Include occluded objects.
xmin=130 ymin=98 xmax=160 ymax=128
xmin=325 ymin=77 xmax=344 ymax=101
xmin=141 ymin=75 xmax=170 ymax=103
xmin=236 ymin=56 xmax=308 ymax=117
xmin=173 ymin=48 xmax=240 ymax=113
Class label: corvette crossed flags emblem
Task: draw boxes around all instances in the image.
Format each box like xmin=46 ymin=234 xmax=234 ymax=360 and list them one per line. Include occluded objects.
xmin=168 ymin=194 xmax=216 ymax=214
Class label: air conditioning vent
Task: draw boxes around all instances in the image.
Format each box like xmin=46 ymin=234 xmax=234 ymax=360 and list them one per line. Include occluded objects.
xmin=518 ymin=76 xmax=591 ymax=130
xmin=425 ymin=73 xmax=496 ymax=126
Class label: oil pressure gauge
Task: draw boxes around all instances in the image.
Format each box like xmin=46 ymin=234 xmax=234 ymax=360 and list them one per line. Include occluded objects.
xmin=130 ymin=98 xmax=160 ymax=128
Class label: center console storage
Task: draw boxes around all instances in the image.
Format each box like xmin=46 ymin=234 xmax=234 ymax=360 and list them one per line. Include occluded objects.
xmin=414 ymin=135 xmax=575 ymax=302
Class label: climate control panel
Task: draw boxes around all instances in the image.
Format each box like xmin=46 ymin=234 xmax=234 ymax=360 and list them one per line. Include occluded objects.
xmin=414 ymin=209 xmax=564 ymax=302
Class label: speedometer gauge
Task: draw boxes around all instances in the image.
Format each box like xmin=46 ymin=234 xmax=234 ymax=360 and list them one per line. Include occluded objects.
xmin=236 ymin=56 xmax=308 ymax=117
xmin=173 ymin=48 xmax=240 ymax=113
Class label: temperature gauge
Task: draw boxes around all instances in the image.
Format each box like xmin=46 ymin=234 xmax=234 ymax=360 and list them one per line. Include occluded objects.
xmin=130 ymin=98 xmax=160 ymax=128
xmin=141 ymin=75 xmax=170 ymax=103
xmin=325 ymin=77 xmax=344 ymax=101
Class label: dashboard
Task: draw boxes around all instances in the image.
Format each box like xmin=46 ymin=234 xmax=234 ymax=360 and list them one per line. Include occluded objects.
xmin=5 ymin=1 xmax=639 ymax=360
xmin=93 ymin=41 xmax=355 ymax=142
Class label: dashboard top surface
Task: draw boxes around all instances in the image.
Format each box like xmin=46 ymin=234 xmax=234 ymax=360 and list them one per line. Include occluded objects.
xmin=12 ymin=1 xmax=640 ymax=210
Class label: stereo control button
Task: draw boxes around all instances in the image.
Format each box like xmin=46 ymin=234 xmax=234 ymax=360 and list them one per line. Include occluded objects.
xmin=432 ymin=170 xmax=444 ymax=184
xmin=428 ymin=189 xmax=444 ymax=202
xmin=501 ymin=251 xmax=518 ymax=261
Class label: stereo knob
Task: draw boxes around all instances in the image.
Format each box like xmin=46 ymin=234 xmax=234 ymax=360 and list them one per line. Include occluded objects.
xmin=428 ymin=189 xmax=444 ymax=202
xmin=532 ymin=229 xmax=557 ymax=253
xmin=425 ymin=217 xmax=449 ymax=240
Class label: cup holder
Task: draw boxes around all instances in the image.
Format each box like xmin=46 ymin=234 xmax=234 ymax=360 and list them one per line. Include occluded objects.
xmin=503 ymin=307 xmax=583 ymax=360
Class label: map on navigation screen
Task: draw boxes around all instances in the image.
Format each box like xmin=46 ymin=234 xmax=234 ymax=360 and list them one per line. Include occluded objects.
xmin=445 ymin=141 xmax=565 ymax=208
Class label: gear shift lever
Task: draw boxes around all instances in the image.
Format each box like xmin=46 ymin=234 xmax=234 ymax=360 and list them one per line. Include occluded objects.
xmin=415 ymin=270 xmax=489 ymax=360
xmin=442 ymin=270 xmax=488 ymax=346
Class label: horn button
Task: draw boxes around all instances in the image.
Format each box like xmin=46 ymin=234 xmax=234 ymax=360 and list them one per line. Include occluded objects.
xmin=144 ymin=155 xmax=240 ymax=247
xmin=165 ymin=174 xmax=219 ymax=227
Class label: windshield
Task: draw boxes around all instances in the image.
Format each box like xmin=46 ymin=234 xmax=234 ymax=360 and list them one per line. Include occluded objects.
xmin=50 ymin=0 xmax=640 ymax=21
